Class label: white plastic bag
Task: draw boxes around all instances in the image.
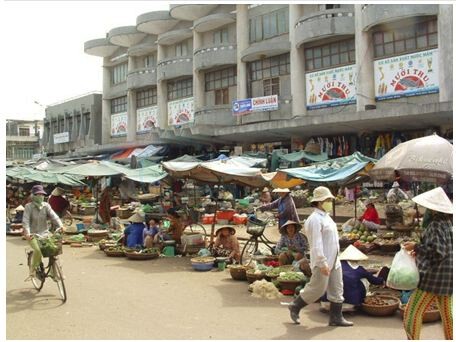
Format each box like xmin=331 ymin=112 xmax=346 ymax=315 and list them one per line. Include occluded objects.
xmin=386 ymin=248 xmax=419 ymax=290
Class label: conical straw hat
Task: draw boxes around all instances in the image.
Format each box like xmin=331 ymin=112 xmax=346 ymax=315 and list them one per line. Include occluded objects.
xmin=339 ymin=245 xmax=368 ymax=261
xmin=412 ymin=187 xmax=453 ymax=214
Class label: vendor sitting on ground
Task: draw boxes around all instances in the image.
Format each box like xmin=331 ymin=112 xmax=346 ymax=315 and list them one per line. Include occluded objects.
xmin=123 ymin=212 xmax=146 ymax=248
xmin=165 ymin=208 xmax=184 ymax=244
xmin=358 ymin=199 xmax=382 ymax=231
xmin=48 ymin=187 xmax=70 ymax=218
xmin=260 ymin=187 xmax=272 ymax=204
xmin=320 ymin=245 xmax=387 ymax=312
xmin=275 ymin=220 xmax=309 ymax=266
xmin=387 ymin=181 xmax=409 ymax=204
xmin=209 ymin=226 xmax=240 ymax=263
xmin=143 ymin=218 xmax=160 ymax=248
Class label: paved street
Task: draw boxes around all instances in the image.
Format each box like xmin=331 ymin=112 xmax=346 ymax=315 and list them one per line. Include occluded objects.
xmin=6 ymin=235 xmax=447 ymax=340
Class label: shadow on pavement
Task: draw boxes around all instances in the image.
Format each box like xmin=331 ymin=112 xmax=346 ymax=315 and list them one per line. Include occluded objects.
xmin=6 ymin=288 xmax=65 ymax=314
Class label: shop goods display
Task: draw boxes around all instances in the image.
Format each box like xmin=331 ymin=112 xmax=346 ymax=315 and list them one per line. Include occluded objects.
xmin=398 ymin=301 xmax=441 ymax=323
xmin=362 ymin=295 xmax=400 ymax=316
xmin=125 ymin=247 xmax=160 ymax=260
xmin=277 ymin=271 xmax=307 ymax=292
xmin=191 ymin=256 xmax=215 ymax=271
xmin=264 ymin=265 xmax=294 ymax=281
xmin=98 ymin=239 xmax=118 ymax=251
xmin=249 ymin=279 xmax=283 ymax=299
xmin=104 ymin=246 xmax=126 ymax=257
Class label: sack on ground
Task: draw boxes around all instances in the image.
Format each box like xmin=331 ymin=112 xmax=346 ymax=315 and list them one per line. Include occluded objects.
xmin=386 ymin=248 xmax=419 ymax=290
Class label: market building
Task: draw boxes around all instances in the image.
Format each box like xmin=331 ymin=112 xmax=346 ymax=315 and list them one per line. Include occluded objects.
xmin=41 ymin=92 xmax=102 ymax=157
xmin=6 ymin=119 xmax=43 ymax=161
xmin=83 ymin=4 xmax=453 ymax=159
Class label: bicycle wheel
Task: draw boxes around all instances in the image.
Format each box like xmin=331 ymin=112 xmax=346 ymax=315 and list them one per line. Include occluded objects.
xmin=240 ymin=238 xmax=258 ymax=266
xmin=51 ymin=258 xmax=67 ymax=302
xmin=27 ymin=252 xmax=45 ymax=291
xmin=259 ymin=235 xmax=276 ymax=255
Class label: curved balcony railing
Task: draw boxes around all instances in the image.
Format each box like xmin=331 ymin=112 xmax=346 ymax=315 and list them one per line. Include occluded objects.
xmin=127 ymin=67 xmax=157 ymax=89
xmin=194 ymin=105 xmax=237 ymax=126
xmin=194 ymin=44 xmax=237 ymax=71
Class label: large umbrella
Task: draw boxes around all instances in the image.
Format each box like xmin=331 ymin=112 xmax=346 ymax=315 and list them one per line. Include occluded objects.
xmin=369 ymin=134 xmax=453 ymax=184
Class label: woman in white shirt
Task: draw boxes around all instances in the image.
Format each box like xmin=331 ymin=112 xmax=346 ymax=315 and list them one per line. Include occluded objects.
xmin=288 ymin=186 xmax=353 ymax=327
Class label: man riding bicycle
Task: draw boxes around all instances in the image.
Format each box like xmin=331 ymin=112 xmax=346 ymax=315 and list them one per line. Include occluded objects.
xmin=22 ymin=185 xmax=63 ymax=278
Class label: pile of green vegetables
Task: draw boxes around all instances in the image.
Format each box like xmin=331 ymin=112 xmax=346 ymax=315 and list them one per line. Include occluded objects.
xmin=277 ymin=271 xmax=307 ymax=282
xmin=38 ymin=236 xmax=60 ymax=257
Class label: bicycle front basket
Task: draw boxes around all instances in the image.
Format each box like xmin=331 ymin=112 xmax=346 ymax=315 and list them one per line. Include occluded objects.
xmin=247 ymin=215 xmax=268 ymax=227
xmin=246 ymin=225 xmax=266 ymax=237
xmin=38 ymin=237 xmax=63 ymax=257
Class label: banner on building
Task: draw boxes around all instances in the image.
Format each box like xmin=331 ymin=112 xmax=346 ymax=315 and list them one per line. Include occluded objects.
xmin=232 ymin=95 xmax=279 ymax=116
xmin=374 ymin=48 xmax=439 ymax=101
xmin=168 ymin=97 xmax=194 ymax=126
xmin=137 ymin=106 xmax=159 ymax=132
xmin=306 ymin=64 xmax=357 ymax=110
xmin=111 ymin=112 xmax=128 ymax=136
xmin=53 ymin=132 xmax=69 ymax=144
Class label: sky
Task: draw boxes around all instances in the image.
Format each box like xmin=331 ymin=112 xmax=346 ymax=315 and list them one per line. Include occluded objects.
xmin=1 ymin=0 xmax=170 ymax=121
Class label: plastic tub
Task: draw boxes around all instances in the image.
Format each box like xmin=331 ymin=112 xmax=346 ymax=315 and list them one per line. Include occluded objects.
xmin=216 ymin=210 xmax=235 ymax=221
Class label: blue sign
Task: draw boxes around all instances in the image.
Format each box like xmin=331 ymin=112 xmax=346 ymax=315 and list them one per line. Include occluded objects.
xmin=232 ymin=99 xmax=252 ymax=116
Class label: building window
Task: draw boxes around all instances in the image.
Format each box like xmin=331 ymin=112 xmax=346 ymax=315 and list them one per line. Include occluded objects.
xmin=68 ymin=118 xmax=73 ymax=138
xmin=175 ymin=42 xmax=188 ymax=57
xmin=213 ymin=28 xmax=229 ymax=44
xmin=324 ymin=4 xmax=341 ymax=10
xmin=215 ymin=88 xmax=230 ymax=105
xmin=373 ymin=19 xmax=438 ymax=58
xmin=84 ymin=114 xmax=90 ymax=135
xmin=249 ymin=7 xmax=289 ymax=43
xmin=19 ymin=128 xmax=30 ymax=136
xmin=59 ymin=119 xmax=64 ymax=133
xmin=136 ymin=88 xmax=157 ymax=108
xmin=167 ymin=78 xmax=193 ymax=101
xmin=111 ymin=96 xmax=127 ymax=114
xmin=263 ymin=77 xmax=280 ymax=96
xmin=205 ymin=66 xmax=237 ymax=91
xmin=144 ymin=55 xmax=156 ymax=68
xmin=248 ymin=53 xmax=290 ymax=81
xmin=305 ymin=39 xmax=355 ymax=71
xmin=111 ymin=63 xmax=127 ymax=84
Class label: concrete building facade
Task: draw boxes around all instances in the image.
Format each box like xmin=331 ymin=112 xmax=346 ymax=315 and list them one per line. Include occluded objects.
xmin=41 ymin=92 xmax=102 ymax=156
xmin=84 ymin=4 xmax=452 ymax=157
xmin=6 ymin=119 xmax=43 ymax=161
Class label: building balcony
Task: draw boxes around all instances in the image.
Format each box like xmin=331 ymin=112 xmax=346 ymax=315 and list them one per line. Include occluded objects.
xmin=169 ymin=4 xmax=218 ymax=21
xmin=157 ymin=28 xmax=193 ymax=46
xmin=295 ymin=8 xmax=355 ymax=48
xmin=6 ymin=135 xmax=39 ymax=143
xmin=127 ymin=68 xmax=157 ymax=89
xmin=362 ymin=4 xmax=438 ymax=31
xmin=193 ymin=13 xmax=236 ymax=33
xmin=241 ymin=35 xmax=290 ymax=62
xmin=108 ymin=26 xmax=147 ymax=48
xmin=84 ymin=38 xmax=119 ymax=57
xmin=104 ymin=82 xmax=128 ymax=100
xmin=194 ymin=105 xmax=237 ymax=127
xmin=136 ymin=11 xmax=178 ymax=35
xmin=194 ymin=44 xmax=237 ymax=71
xmin=128 ymin=42 xmax=157 ymax=57
xmin=157 ymin=56 xmax=193 ymax=81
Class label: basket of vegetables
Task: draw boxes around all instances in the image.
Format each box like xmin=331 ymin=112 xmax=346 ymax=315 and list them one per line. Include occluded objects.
xmin=104 ymin=246 xmax=126 ymax=257
xmin=125 ymin=248 xmax=160 ymax=260
xmin=246 ymin=269 xmax=266 ymax=284
xmin=277 ymin=271 xmax=307 ymax=291
xmin=398 ymin=301 xmax=441 ymax=323
xmin=229 ymin=265 xmax=250 ymax=281
xmin=38 ymin=236 xmax=62 ymax=257
xmin=98 ymin=239 xmax=118 ymax=251
xmin=361 ymin=295 xmax=400 ymax=316
xmin=264 ymin=265 xmax=294 ymax=282
xmin=191 ymin=257 xmax=215 ymax=271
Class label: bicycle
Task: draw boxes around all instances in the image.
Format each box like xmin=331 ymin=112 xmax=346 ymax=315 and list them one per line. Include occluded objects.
xmin=240 ymin=211 xmax=277 ymax=265
xmin=25 ymin=231 xmax=67 ymax=302
xmin=177 ymin=203 xmax=207 ymax=235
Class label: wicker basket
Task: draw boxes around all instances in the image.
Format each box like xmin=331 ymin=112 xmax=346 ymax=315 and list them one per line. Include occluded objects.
xmin=125 ymin=251 xmax=159 ymax=260
xmin=246 ymin=272 xmax=265 ymax=284
xmin=229 ymin=267 xmax=249 ymax=281
xmin=104 ymin=249 xmax=126 ymax=257
xmin=339 ymin=239 xmax=356 ymax=249
xmin=399 ymin=304 xmax=441 ymax=323
xmin=278 ymin=280 xmax=302 ymax=292
xmin=116 ymin=209 xmax=133 ymax=219
xmin=361 ymin=295 xmax=400 ymax=316
xmin=39 ymin=240 xmax=63 ymax=257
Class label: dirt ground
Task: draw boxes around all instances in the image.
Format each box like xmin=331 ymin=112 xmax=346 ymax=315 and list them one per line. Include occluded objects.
xmin=6 ymin=234 xmax=446 ymax=340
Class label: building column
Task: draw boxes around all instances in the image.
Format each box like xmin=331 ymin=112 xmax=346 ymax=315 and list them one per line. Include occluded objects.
xmin=127 ymin=56 xmax=137 ymax=142
xmin=236 ymin=4 xmax=249 ymax=124
xmin=101 ymin=58 xmax=112 ymax=144
xmin=289 ymin=4 xmax=306 ymax=117
xmin=438 ymin=5 xmax=452 ymax=102
xmin=193 ymin=30 xmax=205 ymax=110
xmin=157 ymin=44 xmax=168 ymax=129
xmin=354 ymin=4 xmax=376 ymax=112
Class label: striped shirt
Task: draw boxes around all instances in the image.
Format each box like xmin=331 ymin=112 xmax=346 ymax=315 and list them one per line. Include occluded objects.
xmin=415 ymin=218 xmax=453 ymax=295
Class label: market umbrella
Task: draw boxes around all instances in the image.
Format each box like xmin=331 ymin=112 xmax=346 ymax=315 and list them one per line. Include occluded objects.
xmin=369 ymin=134 xmax=453 ymax=184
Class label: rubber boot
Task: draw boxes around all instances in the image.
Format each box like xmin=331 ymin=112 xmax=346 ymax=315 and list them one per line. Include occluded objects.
xmin=328 ymin=302 xmax=353 ymax=327
xmin=288 ymin=296 xmax=307 ymax=324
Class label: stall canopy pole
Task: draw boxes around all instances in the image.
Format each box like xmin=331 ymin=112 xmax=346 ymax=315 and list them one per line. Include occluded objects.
xmin=209 ymin=177 xmax=222 ymax=244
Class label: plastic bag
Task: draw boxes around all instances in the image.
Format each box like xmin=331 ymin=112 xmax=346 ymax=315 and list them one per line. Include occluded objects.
xmin=386 ymin=248 xmax=419 ymax=290
xmin=342 ymin=218 xmax=356 ymax=232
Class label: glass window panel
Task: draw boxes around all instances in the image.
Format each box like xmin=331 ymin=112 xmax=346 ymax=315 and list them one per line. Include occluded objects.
xmin=373 ymin=32 xmax=383 ymax=44
xmin=306 ymin=60 xmax=313 ymax=70
xmin=322 ymin=56 xmax=331 ymax=68
xmin=221 ymin=78 xmax=228 ymax=87
xmin=255 ymin=17 xmax=263 ymax=42
xmin=340 ymin=52 xmax=349 ymax=63
xmin=270 ymin=57 xmax=279 ymax=67
xmin=214 ymin=79 xmax=221 ymax=89
xmin=428 ymin=33 xmax=437 ymax=46
xmin=417 ymin=35 xmax=427 ymax=48
xmin=405 ymin=38 xmax=416 ymax=50
xmin=428 ymin=20 xmax=437 ymax=33
xmin=416 ymin=22 xmax=427 ymax=35
xmin=394 ymin=40 xmax=405 ymax=53
xmin=314 ymin=48 xmax=321 ymax=58
xmin=383 ymin=31 xmax=393 ymax=43
xmin=384 ymin=42 xmax=394 ymax=55
xmin=278 ymin=9 xmax=288 ymax=34
xmin=322 ymin=45 xmax=330 ymax=56
xmin=222 ymin=29 xmax=228 ymax=43
xmin=331 ymin=54 xmax=340 ymax=65
xmin=339 ymin=41 xmax=348 ymax=52
xmin=279 ymin=64 xmax=287 ymax=74
xmin=305 ymin=49 xmax=312 ymax=59
xmin=249 ymin=19 xmax=255 ymax=42
xmin=349 ymin=50 xmax=355 ymax=61
xmin=314 ymin=58 xmax=322 ymax=69
xmin=271 ymin=66 xmax=279 ymax=77
xmin=330 ymin=43 xmax=339 ymax=54
xmin=263 ymin=67 xmax=271 ymax=78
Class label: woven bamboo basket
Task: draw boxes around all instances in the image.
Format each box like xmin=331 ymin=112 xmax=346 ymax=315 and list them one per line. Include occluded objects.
xmin=125 ymin=251 xmax=159 ymax=260
xmin=399 ymin=303 xmax=441 ymax=323
xmin=278 ymin=279 xmax=302 ymax=292
xmin=104 ymin=249 xmax=126 ymax=257
xmin=229 ymin=267 xmax=249 ymax=281
xmin=361 ymin=295 xmax=400 ymax=316
xmin=246 ymin=272 xmax=265 ymax=284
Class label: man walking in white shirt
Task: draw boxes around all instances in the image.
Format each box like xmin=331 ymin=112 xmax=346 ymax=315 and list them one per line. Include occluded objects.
xmin=288 ymin=186 xmax=353 ymax=327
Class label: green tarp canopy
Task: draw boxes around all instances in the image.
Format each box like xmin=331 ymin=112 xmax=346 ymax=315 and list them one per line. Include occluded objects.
xmin=278 ymin=152 xmax=377 ymax=186
xmin=6 ymin=167 xmax=86 ymax=186
xmin=278 ymin=151 xmax=329 ymax=163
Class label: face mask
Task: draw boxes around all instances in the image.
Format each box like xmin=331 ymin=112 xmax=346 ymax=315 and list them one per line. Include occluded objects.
xmin=32 ymin=195 xmax=44 ymax=205
xmin=321 ymin=201 xmax=333 ymax=213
